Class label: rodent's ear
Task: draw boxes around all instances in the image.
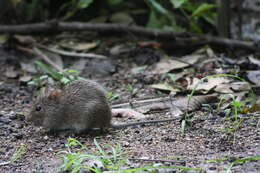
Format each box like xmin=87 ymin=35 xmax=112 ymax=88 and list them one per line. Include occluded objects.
xmin=48 ymin=90 xmax=62 ymax=100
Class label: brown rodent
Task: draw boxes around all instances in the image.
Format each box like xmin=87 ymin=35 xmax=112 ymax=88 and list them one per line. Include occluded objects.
xmin=26 ymin=80 xmax=177 ymax=133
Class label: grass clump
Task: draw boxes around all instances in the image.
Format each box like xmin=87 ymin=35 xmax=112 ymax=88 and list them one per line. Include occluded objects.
xmin=0 ymin=144 xmax=27 ymax=166
xmin=28 ymin=61 xmax=84 ymax=88
xmin=59 ymin=138 xmax=200 ymax=173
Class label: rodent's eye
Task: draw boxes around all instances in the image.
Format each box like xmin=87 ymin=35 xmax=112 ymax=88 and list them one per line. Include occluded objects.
xmin=35 ymin=105 xmax=42 ymax=111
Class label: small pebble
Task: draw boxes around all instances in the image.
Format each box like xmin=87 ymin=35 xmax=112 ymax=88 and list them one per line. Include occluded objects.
xmin=0 ymin=117 xmax=11 ymax=124
xmin=9 ymin=114 xmax=17 ymax=120
xmin=43 ymin=136 xmax=49 ymax=140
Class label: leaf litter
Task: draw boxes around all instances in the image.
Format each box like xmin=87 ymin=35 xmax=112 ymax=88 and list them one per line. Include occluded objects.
xmin=0 ymin=35 xmax=259 ymax=173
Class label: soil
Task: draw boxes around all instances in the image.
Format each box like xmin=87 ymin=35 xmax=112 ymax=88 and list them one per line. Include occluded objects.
xmin=0 ymin=37 xmax=259 ymax=173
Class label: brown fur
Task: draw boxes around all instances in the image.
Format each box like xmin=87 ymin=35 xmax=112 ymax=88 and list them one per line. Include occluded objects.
xmin=27 ymin=80 xmax=112 ymax=132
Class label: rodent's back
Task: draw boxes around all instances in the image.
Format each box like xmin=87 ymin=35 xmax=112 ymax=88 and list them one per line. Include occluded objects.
xmin=61 ymin=80 xmax=112 ymax=130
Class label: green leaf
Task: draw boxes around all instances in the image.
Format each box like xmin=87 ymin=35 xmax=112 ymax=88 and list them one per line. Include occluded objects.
xmin=146 ymin=10 xmax=162 ymax=28
xmin=78 ymin=0 xmax=93 ymax=9
xmin=35 ymin=61 xmax=63 ymax=80
xmin=147 ymin=0 xmax=168 ymax=14
xmin=181 ymin=119 xmax=186 ymax=135
xmin=107 ymin=0 xmax=123 ymax=5
xmin=169 ymin=0 xmax=187 ymax=8
xmin=191 ymin=3 xmax=217 ymax=18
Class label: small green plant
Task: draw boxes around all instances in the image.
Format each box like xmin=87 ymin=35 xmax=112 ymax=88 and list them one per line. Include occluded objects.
xmin=217 ymin=94 xmax=246 ymax=121
xmin=226 ymin=155 xmax=260 ymax=173
xmin=205 ymin=155 xmax=260 ymax=173
xmin=167 ymin=73 xmax=177 ymax=83
xmin=124 ymin=84 xmax=138 ymax=97
xmin=0 ymin=144 xmax=27 ymax=166
xmin=182 ymin=74 xmax=253 ymax=135
xmin=59 ymin=137 xmax=128 ymax=173
xmin=146 ymin=0 xmax=217 ymax=33
xmin=107 ymin=91 xmax=121 ymax=102
xmin=28 ymin=61 xmax=85 ymax=88
xmin=59 ymin=138 xmax=201 ymax=173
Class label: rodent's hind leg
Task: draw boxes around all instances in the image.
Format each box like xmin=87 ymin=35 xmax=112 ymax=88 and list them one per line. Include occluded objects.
xmin=47 ymin=128 xmax=78 ymax=137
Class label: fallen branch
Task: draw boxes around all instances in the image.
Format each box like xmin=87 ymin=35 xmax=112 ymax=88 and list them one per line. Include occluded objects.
xmin=0 ymin=22 xmax=258 ymax=51
xmin=16 ymin=45 xmax=62 ymax=71
xmin=37 ymin=44 xmax=107 ymax=59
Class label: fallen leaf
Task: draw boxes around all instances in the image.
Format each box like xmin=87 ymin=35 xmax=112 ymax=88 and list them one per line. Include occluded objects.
xmin=187 ymin=77 xmax=230 ymax=93
xmin=150 ymin=83 xmax=180 ymax=92
xmin=5 ymin=68 xmax=18 ymax=78
xmin=181 ymin=54 xmax=204 ymax=64
xmin=60 ymin=41 xmax=98 ymax=51
xmin=13 ymin=35 xmax=36 ymax=45
xmin=153 ymin=57 xmax=189 ymax=73
xmin=247 ymin=70 xmax=260 ymax=86
xmin=231 ymin=82 xmax=251 ymax=91
xmin=248 ymin=55 xmax=260 ymax=67
xmin=19 ymin=75 xmax=32 ymax=83
xmin=214 ymin=84 xmax=234 ymax=93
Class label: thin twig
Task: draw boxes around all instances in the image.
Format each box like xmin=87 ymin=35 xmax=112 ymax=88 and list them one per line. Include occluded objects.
xmin=16 ymin=45 xmax=62 ymax=71
xmin=36 ymin=44 xmax=107 ymax=59
xmin=33 ymin=47 xmax=63 ymax=71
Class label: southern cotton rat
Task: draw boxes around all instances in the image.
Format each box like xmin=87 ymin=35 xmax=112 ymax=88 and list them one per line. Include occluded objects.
xmin=27 ymin=80 xmax=177 ymax=133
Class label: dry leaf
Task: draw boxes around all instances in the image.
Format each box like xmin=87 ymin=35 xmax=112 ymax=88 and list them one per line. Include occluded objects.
xmin=19 ymin=75 xmax=32 ymax=82
xmin=5 ymin=68 xmax=18 ymax=78
xmin=150 ymin=83 xmax=180 ymax=92
xmin=181 ymin=54 xmax=204 ymax=64
xmin=247 ymin=71 xmax=260 ymax=86
xmin=60 ymin=42 xmax=98 ymax=51
xmin=187 ymin=77 xmax=230 ymax=93
xmin=13 ymin=35 xmax=36 ymax=45
xmin=231 ymin=82 xmax=251 ymax=91
xmin=153 ymin=57 xmax=189 ymax=74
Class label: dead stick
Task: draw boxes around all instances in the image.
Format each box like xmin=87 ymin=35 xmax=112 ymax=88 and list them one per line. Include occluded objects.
xmin=33 ymin=47 xmax=63 ymax=71
xmin=0 ymin=22 xmax=258 ymax=51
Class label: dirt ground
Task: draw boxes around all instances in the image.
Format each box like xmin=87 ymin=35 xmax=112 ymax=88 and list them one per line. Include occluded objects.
xmin=0 ymin=37 xmax=259 ymax=173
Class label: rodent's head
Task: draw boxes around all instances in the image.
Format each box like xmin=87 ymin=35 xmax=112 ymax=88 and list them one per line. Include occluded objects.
xmin=26 ymin=88 xmax=62 ymax=127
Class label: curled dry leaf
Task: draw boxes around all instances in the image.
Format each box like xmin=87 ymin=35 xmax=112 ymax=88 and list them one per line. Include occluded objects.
xmin=187 ymin=77 xmax=231 ymax=94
